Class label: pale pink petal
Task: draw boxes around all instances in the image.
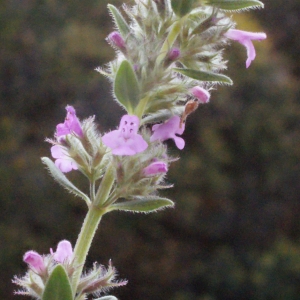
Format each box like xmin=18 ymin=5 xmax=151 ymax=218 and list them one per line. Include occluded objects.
xmin=243 ymin=39 xmax=256 ymax=68
xmin=190 ymin=86 xmax=210 ymax=103
xmin=102 ymin=115 xmax=148 ymax=156
xmin=53 ymin=240 xmax=73 ymax=263
xmin=143 ymin=161 xmax=168 ymax=176
xmin=173 ymin=136 xmax=185 ymax=150
xmin=150 ymin=116 xmax=185 ymax=150
xmin=56 ymin=105 xmax=83 ymax=138
xmin=225 ymin=29 xmax=266 ymax=68
xmin=51 ymin=145 xmax=66 ymax=159
xmin=23 ymin=251 xmax=45 ymax=273
xmin=55 ymin=159 xmax=77 ymax=173
xmin=102 ymin=130 xmax=122 ymax=149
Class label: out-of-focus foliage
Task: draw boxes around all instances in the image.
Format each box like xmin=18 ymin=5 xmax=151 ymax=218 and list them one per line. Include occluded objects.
xmin=1 ymin=1 xmax=300 ymax=300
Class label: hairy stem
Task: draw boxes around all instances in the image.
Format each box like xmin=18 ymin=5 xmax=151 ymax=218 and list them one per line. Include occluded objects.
xmin=71 ymin=163 xmax=115 ymax=296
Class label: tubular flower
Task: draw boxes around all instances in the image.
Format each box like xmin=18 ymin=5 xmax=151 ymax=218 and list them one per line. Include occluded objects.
xmin=23 ymin=251 xmax=46 ymax=274
xmin=102 ymin=115 xmax=148 ymax=155
xmin=143 ymin=161 xmax=168 ymax=176
xmin=190 ymin=86 xmax=210 ymax=103
xmin=51 ymin=145 xmax=78 ymax=173
xmin=50 ymin=105 xmax=83 ymax=173
xmin=150 ymin=115 xmax=185 ymax=150
xmin=56 ymin=105 xmax=83 ymax=139
xmin=50 ymin=240 xmax=73 ymax=263
xmin=225 ymin=29 xmax=267 ymax=68
xmin=107 ymin=31 xmax=126 ymax=49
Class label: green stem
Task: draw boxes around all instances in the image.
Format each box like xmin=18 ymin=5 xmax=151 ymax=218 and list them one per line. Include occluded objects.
xmin=71 ymin=206 xmax=105 ymax=296
xmin=71 ymin=163 xmax=115 ymax=296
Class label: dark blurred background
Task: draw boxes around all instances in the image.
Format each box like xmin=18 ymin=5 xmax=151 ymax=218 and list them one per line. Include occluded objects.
xmin=1 ymin=0 xmax=300 ymax=299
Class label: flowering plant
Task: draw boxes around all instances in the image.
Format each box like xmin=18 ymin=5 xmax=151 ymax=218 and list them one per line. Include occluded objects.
xmin=13 ymin=0 xmax=266 ymax=299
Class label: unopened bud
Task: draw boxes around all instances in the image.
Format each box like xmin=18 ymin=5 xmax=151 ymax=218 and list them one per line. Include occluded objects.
xmin=143 ymin=161 xmax=168 ymax=176
xmin=107 ymin=31 xmax=125 ymax=49
xmin=23 ymin=251 xmax=46 ymax=274
xmin=50 ymin=240 xmax=73 ymax=263
xmin=168 ymin=47 xmax=181 ymax=61
xmin=190 ymin=86 xmax=210 ymax=103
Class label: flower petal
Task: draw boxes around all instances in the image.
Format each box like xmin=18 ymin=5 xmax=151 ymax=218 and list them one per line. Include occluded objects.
xmin=53 ymin=240 xmax=73 ymax=263
xmin=23 ymin=250 xmax=45 ymax=273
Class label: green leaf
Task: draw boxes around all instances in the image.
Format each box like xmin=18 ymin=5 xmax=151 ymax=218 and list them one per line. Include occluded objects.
xmin=171 ymin=0 xmax=196 ymax=17
xmin=107 ymin=4 xmax=131 ymax=37
xmin=41 ymin=157 xmax=91 ymax=205
xmin=42 ymin=265 xmax=73 ymax=300
xmin=109 ymin=196 xmax=175 ymax=213
xmin=174 ymin=68 xmax=233 ymax=85
xmin=114 ymin=60 xmax=140 ymax=112
xmin=156 ymin=21 xmax=181 ymax=66
xmin=204 ymin=0 xmax=264 ymax=11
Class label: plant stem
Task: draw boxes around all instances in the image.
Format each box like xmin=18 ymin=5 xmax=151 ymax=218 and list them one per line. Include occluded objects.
xmin=71 ymin=206 xmax=105 ymax=296
xmin=71 ymin=162 xmax=115 ymax=296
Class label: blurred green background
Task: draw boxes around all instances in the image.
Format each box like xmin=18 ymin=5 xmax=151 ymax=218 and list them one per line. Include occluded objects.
xmin=1 ymin=0 xmax=300 ymax=299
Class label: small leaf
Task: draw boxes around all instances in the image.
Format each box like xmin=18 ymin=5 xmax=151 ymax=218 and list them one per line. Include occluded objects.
xmin=205 ymin=0 xmax=264 ymax=11
xmin=109 ymin=196 xmax=174 ymax=213
xmin=42 ymin=265 xmax=73 ymax=300
xmin=156 ymin=21 xmax=181 ymax=66
xmin=41 ymin=157 xmax=91 ymax=205
xmin=107 ymin=4 xmax=131 ymax=37
xmin=114 ymin=60 xmax=140 ymax=112
xmin=174 ymin=68 xmax=233 ymax=85
xmin=171 ymin=0 xmax=196 ymax=17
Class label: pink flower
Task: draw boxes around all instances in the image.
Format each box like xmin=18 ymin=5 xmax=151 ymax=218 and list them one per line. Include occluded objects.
xmin=51 ymin=145 xmax=78 ymax=173
xmin=50 ymin=240 xmax=73 ymax=263
xmin=23 ymin=250 xmax=46 ymax=273
xmin=56 ymin=105 xmax=83 ymax=139
xmin=143 ymin=161 xmax=168 ymax=176
xmin=225 ymin=29 xmax=267 ymax=68
xmin=167 ymin=47 xmax=181 ymax=61
xmin=150 ymin=115 xmax=185 ymax=150
xmin=190 ymin=86 xmax=210 ymax=103
xmin=102 ymin=115 xmax=148 ymax=156
xmin=108 ymin=31 xmax=125 ymax=49
xmin=50 ymin=105 xmax=83 ymax=173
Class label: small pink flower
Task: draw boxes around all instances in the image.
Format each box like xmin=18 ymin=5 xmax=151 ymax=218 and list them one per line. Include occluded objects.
xmin=167 ymin=47 xmax=181 ymax=61
xmin=50 ymin=105 xmax=83 ymax=173
xmin=102 ymin=115 xmax=148 ymax=156
xmin=56 ymin=105 xmax=83 ymax=139
xmin=150 ymin=115 xmax=185 ymax=150
xmin=51 ymin=145 xmax=78 ymax=173
xmin=50 ymin=240 xmax=73 ymax=263
xmin=23 ymin=250 xmax=46 ymax=273
xmin=225 ymin=29 xmax=267 ymax=68
xmin=190 ymin=86 xmax=210 ymax=103
xmin=143 ymin=161 xmax=168 ymax=176
xmin=108 ymin=31 xmax=125 ymax=49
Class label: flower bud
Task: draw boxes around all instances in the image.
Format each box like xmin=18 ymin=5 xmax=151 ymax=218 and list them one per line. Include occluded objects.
xmin=143 ymin=161 xmax=168 ymax=176
xmin=167 ymin=47 xmax=180 ymax=61
xmin=51 ymin=240 xmax=73 ymax=263
xmin=190 ymin=86 xmax=210 ymax=103
xmin=23 ymin=251 xmax=46 ymax=273
xmin=107 ymin=31 xmax=125 ymax=49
